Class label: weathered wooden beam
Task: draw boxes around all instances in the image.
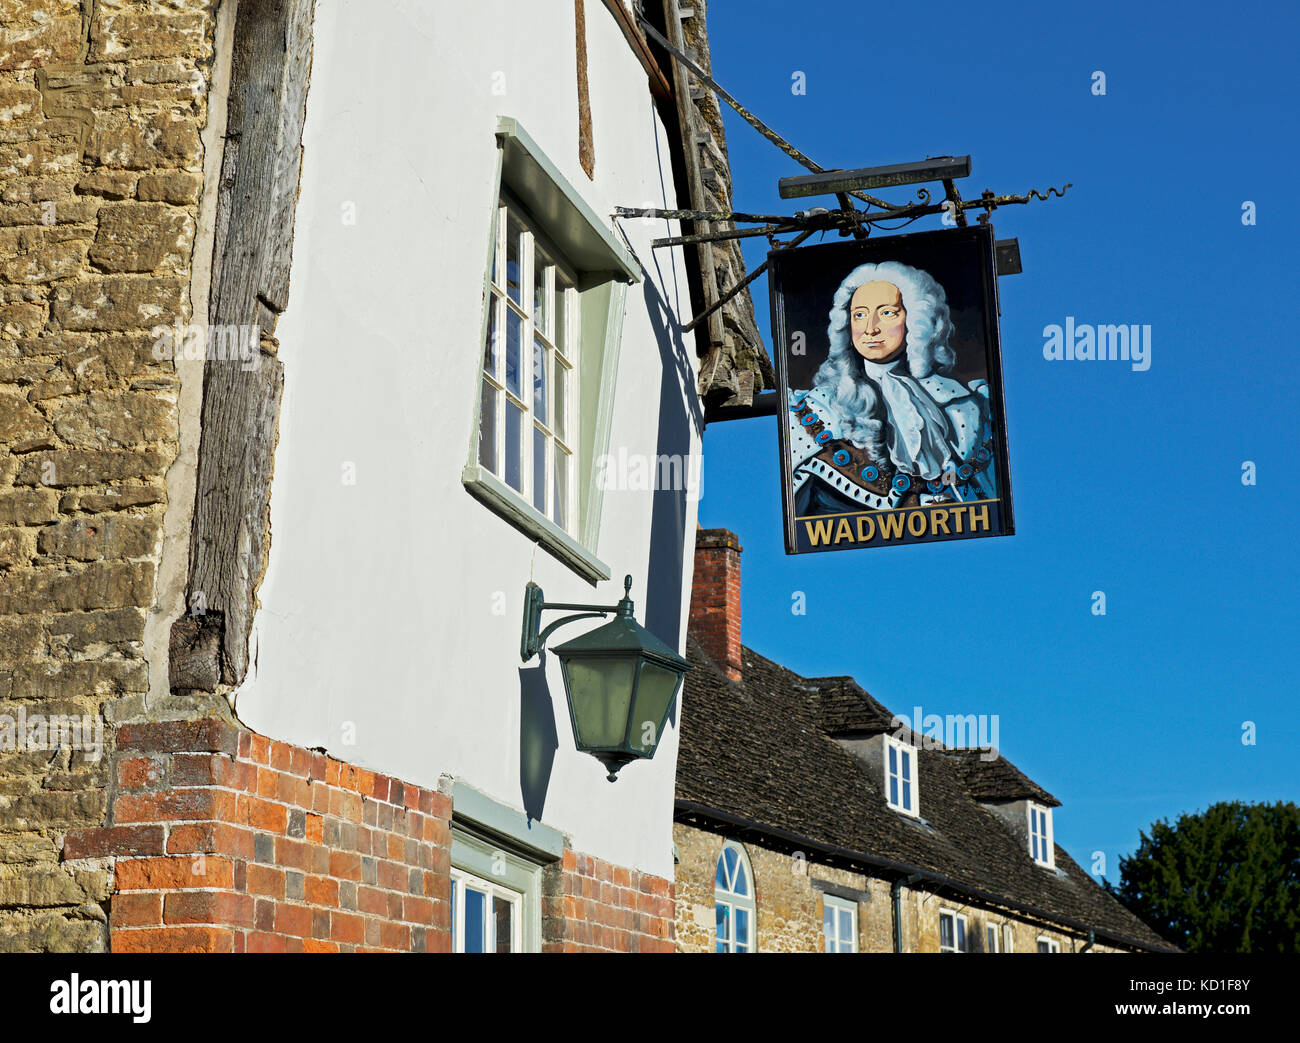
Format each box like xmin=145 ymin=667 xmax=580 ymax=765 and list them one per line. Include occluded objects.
xmin=660 ymin=0 xmax=728 ymax=394
xmin=183 ymin=0 xmax=315 ymax=688
xmin=601 ymin=0 xmax=673 ymax=101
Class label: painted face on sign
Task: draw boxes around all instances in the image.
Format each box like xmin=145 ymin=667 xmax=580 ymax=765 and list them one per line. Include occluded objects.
xmin=849 ymin=281 xmax=907 ymax=362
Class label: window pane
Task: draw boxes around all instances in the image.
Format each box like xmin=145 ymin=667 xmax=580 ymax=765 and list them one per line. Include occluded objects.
xmin=532 ymin=425 xmax=547 ymax=514
xmin=901 ymin=749 xmax=911 ymax=781
xmin=484 ymin=297 xmax=498 ymax=374
xmin=464 ymin=886 xmax=486 ymax=953
xmin=493 ymin=896 xmax=513 ymax=953
xmin=940 ymin=914 xmax=953 ymax=950
xmin=533 ymin=337 xmax=548 ymax=425
xmin=504 ymin=307 xmax=523 ymax=397
xmin=733 ymin=860 xmax=748 ymax=897
xmin=534 ymin=251 xmax=550 ymax=333
xmin=889 ymin=744 xmax=897 ymax=775
xmin=492 ymin=212 xmax=502 ymax=288
xmin=505 ymin=212 xmax=522 ymax=305
xmin=553 ymin=448 xmax=569 ymax=531
xmin=555 ymin=272 xmax=573 ymax=355
xmin=554 ymin=359 xmax=567 ymax=441
xmin=504 ymin=401 xmax=523 ymax=492
xmin=839 ymin=908 xmax=852 ymax=941
xmin=478 ymin=381 xmax=497 ymax=473
xmin=902 ymin=778 xmax=911 ymax=810
xmin=735 ymin=907 xmax=750 ymax=948
xmin=890 ymin=774 xmax=899 ymax=807
xmin=956 ymin=918 xmax=966 ymax=950
xmin=716 ymin=903 xmax=730 ymax=948
xmin=451 ymin=879 xmax=457 ymax=948
xmin=823 ymin=905 xmax=834 ymax=949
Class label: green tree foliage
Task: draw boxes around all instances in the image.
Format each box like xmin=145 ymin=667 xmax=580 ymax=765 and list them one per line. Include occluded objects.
xmin=1110 ymin=801 xmax=1299 ymax=953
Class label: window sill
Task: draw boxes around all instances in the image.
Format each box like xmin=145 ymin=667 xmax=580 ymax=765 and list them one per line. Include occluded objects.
xmin=462 ymin=463 xmax=610 ymax=585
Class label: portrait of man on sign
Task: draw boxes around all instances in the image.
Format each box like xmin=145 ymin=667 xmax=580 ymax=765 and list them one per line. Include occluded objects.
xmin=771 ymin=227 xmax=1014 ymax=554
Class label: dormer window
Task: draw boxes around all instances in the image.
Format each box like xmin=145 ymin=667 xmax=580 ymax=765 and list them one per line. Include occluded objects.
xmin=884 ymin=735 xmax=918 ymax=817
xmin=1028 ymin=801 xmax=1054 ymax=868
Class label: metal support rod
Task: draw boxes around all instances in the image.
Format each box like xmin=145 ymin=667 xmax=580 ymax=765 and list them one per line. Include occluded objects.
xmin=682 ymin=227 xmax=817 ymax=333
xmin=653 ymin=223 xmax=795 ymax=248
xmin=636 ymin=185 xmax=1072 ymax=252
xmin=616 ymin=206 xmax=799 ymax=224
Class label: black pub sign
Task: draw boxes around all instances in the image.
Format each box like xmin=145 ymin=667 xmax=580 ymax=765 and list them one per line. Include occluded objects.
xmin=771 ymin=226 xmax=1015 ymax=554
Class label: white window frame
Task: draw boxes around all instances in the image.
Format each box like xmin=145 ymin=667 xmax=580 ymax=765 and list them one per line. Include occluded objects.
xmin=883 ymin=734 xmax=919 ymax=817
xmin=478 ymin=196 xmax=578 ymax=534
xmin=1037 ymin=935 xmax=1061 ymax=953
xmin=464 ymin=119 xmax=640 ymax=585
xmin=1028 ymin=801 xmax=1055 ymax=868
xmin=986 ymin=922 xmax=1000 ymax=953
xmin=714 ymin=841 xmax=756 ymax=953
xmin=939 ymin=909 xmax=968 ymax=953
xmin=822 ymin=894 xmax=858 ymax=953
xmin=1004 ymin=924 xmax=1014 ymax=953
xmin=450 ymin=866 xmax=524 ymax=954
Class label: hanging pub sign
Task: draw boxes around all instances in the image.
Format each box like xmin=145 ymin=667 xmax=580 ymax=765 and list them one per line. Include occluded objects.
xmin=772 ymin=225 xmax=1015 ymax=554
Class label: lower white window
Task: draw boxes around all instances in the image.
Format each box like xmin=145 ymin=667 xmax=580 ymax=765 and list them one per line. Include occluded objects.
xmin=715 ymin=842 xmax=755 ymax=953
xmin=822 ymin=894 xmax=858 ymax=953
xmin=1037 ymin=936 xmax=1061 ymax=953
xmin=450 ymin=868 xmax=523 ymax=953
xmin=1004 ymin=924 xmax=1014 ymax=953
xmin=986 ymin=923 xmax=1000 ymax=953
xmin=939 ymin=909 xmax=968 ymax=953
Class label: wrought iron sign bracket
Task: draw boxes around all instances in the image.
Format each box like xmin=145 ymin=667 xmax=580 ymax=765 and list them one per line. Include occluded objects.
xmin=624 ymin=6 xmax=1071 ymax=336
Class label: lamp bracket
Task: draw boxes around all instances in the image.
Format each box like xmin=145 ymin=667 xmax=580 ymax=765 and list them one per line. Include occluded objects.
xmin=520 ymin=576 xmax=634 ymax=662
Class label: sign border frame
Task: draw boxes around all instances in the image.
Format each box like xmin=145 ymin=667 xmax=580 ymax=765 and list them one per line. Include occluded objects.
xmin=768 ymin=223 xmax=1017 ymax=555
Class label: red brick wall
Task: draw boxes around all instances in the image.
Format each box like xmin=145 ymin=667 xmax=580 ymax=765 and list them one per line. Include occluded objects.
xmin=64 ymin=719 xmax=451 ymax=953
xmin=689 ymin=528 xmax=743 ymax=681
xmin=61 ymin=718 xmax=674 ymax=953
xmin=542 ymin=850 xmax=674 ymax=953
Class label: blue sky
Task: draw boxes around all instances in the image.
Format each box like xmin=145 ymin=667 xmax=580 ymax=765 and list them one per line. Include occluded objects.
xmin=696 ymin=0 xmax=1299 ymax=878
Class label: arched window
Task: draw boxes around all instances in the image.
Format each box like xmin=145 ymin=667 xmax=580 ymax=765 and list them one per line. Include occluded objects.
xmin=714 ymin=841 xmax=755 ymax=952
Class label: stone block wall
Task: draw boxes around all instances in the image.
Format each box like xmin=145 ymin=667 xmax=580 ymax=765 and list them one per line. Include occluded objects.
xmin=674 ymin=822 xmax=1125 ymax=953
xmin=0 ymin=0 xmax=217 ymax=952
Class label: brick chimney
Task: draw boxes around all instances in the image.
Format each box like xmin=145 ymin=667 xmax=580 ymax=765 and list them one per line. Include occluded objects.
xmin=689 ymin=528 xmax=743 ymax=682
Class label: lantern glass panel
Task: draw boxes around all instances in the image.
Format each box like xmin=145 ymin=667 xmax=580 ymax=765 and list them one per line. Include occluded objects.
xmin=563 ymin=657 xmax=636 ymax=749
xmin=628 ymin=660 xmax=682 ymax=754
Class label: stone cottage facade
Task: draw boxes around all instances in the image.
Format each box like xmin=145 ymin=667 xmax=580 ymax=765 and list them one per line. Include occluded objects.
xmin=674 ymin=529 xmax=1175 ymax=953
xmin=0 ymin=0 xmax=762 ymax=953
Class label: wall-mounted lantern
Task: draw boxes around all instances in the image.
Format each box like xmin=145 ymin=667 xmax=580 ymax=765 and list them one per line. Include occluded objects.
xmin=521 ymin=575 xmax=689 ymax=782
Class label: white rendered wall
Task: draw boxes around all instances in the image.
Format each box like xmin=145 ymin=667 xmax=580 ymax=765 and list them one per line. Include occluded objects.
xmin=233 ymin=0 xmax=701 ymax=879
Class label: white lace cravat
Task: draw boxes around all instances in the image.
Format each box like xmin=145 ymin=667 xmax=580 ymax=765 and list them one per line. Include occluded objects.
xmin=861 ymin=358 xmax=954 ymax=478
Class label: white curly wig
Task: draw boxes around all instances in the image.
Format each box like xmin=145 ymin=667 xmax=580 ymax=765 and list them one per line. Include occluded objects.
xmin=811 ymin=260 xmax=957 ymax=457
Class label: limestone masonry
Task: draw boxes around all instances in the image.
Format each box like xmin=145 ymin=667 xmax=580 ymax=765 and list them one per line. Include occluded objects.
xmin=1 ymin=0 xmax=214 ymax=952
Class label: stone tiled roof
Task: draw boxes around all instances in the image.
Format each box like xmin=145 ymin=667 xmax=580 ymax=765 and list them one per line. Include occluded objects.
xmin=808 ymin=674 xmax=897 ymax=736
xmin=675 ymin=638 xmax=1175 ymax=951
